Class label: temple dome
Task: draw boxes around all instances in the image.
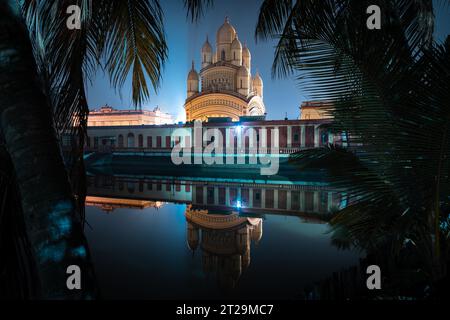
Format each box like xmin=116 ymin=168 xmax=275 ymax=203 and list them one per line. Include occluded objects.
xmin=231 ymin=35 xmax=242 ymax=50
xmin=243 ymin=45 xmax=251 ymax=58
xmin=202 ymin=37 xmax=212 ymax=53
xmin=217 ymin=17 xmax=236 ymax=44
xmin=253 ymin=72 xmax=263 ymax=85
xmin=188 ymin=62 xmax=199 ymax=81
xmin=188 ymin=70 xmax=199 ymax=81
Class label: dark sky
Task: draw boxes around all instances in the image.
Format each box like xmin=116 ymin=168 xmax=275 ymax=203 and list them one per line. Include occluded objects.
xmin=86 ymin=0 xmax=450 ymax=122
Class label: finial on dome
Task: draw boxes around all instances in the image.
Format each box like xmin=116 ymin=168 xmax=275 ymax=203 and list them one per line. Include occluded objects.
xmin=191 ymin=60 xmax=195 ymax=70
xmin=225 ymin=16 xmax=229 ymax=23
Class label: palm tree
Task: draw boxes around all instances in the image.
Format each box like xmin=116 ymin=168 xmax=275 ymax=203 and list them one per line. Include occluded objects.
xmin=0 ymin=0 xmax=211 ymax=299
xmin=255 ymin=0 xmax=450 ymax=289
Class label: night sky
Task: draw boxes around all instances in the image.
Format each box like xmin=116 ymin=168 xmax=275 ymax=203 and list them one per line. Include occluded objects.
xmin=86 ymin=0 xmax=450 ymax=122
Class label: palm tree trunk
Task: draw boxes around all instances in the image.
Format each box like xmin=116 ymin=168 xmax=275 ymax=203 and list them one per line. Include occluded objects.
xmin=0 ymin=3 xmax=96 ymax=299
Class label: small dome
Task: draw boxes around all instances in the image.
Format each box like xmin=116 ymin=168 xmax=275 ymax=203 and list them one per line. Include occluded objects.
xmin=231 ymin=35 xmax=242 ymax=50
xmin=202 ymin=37 xmax=212 ymax=53
xmin=243 ymin=45 xmax=251 ymax=58
xmin=188 ymin=62 xmax=199 ymax=81
xmin=188 ymin=70 xmax=199 ymax=81
xmin=238 ymin=65 xmax=249 ymax=77
xmin=217 ymin=17 xmax=236 ymax=44
xmin=253 ymin=71 xmax=263 ymax=86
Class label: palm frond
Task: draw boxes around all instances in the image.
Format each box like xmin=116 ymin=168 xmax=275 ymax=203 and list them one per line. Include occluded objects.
xmin=100 ymin=0 xmax=167 ymax=108
xmin=261 ymin=0 xmax=450 ymax=266
xmin=184 ymin=0 xmax=214 ymax=22
xmin=255 ymin=0 xmax=294 ymax=41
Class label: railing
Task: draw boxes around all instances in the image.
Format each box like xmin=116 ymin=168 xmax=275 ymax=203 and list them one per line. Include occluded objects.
xmin=84 ymin=146 xmax=314 ymax=155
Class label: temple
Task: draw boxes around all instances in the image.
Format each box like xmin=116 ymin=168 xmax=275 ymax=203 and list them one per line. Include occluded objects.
xmin=80 ymin=18 xmax=338 ymax=158
xmin=185 ymin=17 xmax=265 ymax=122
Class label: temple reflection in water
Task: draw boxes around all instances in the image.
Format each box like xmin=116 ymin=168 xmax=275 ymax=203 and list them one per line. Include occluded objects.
xmin=186 ymin=205 xmax=262 ymax=289
xmin=86 ymin=174 xmax=348 ymax=290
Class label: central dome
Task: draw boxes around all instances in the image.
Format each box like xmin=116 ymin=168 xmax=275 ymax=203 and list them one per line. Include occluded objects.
xmin=216 ymin=17 xmax=236 ymax=45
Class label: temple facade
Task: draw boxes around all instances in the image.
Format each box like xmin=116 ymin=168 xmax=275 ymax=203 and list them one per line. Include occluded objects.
xmin=185 ymin=17 xmax=266 ymax=122
xmin=81 ymin=18 xmax=341 ymax=157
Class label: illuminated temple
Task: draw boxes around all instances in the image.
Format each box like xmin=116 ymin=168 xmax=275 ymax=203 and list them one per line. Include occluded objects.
xmin=185 ymin=17 xmax=266 ymax=122
xmin=81 ymin=17 xmax=337 ymax=154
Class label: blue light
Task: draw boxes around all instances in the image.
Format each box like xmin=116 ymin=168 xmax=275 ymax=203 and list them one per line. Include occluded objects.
xmin=236 ymin=200 xmax=242 ymax=209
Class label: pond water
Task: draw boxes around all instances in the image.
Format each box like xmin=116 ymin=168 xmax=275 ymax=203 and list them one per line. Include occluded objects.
xmin=85 ymin=175 xmax=361 ymax=299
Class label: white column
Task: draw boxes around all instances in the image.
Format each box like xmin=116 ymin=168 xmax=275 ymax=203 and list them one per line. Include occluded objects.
xmin=300 ymin=125 xmax=306 ymax=148
xmin=299 ymin=191 xmax=305 ymax=212
xmin=313 ymin=191 xmax=320 ymax=213
xmin=225 ymin=187 xmax=230 ymax=206
xmin=273 ymin=126 xmax=280 ymax=150
xmin=287 ymin=191 xmax=292 ymax=210
xmin=261 ymin=189 xmax=266 ymax=209
xmin=262 ymin=127 xmax=268 ymax=151
xmin=327 ymin=192 xmax=334 ymax=213
xmin=226 ymin=128 xmax=234 ymax=165
xmin=287 ymin=126 xmax=292 ymax=148
xmin=249 ymin=189 xmax=254 ymax=208
xmin=314 ymin=125 xmax=320 ymax=148
xmin=274 ymin=189 xmax=279 ymax=209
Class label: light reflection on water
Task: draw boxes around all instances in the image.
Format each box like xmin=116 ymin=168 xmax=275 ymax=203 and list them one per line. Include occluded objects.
xmin=85 ymin=175 xmax=361 ymax=299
